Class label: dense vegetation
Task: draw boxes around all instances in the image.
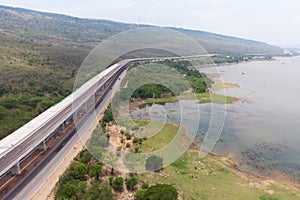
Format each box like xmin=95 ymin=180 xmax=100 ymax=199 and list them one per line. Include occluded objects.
xmin=134 ymin=184 xmax=178 ymax=200
xmin=119 ymin=59 xmax=212 ymax=101
xmin=54 ymin=150 xmax=115 ymax=200
xmin=160 ymin=59 xmax=212 ymax=93
xmin=0 ymin=37 xmax=86 ymax=139
xmin=54 ymin=148 xmax=177 ymax=200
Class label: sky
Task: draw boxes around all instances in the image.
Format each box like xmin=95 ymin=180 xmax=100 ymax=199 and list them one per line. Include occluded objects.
xmin=1 ymin=0 xmax=300 ymax=46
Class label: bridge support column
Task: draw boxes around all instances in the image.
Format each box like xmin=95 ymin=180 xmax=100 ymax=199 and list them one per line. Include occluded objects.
xmin=57 ymin=123 xmax=65 ymax=136
xmin=11 ymin=162 xmax=21 ymax=175
xmin=38 ymin=140 xmax=47 ymax=151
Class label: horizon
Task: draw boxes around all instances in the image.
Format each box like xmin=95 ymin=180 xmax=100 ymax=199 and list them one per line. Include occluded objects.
xmin=0 ymin=1 xmax=300 ymax=47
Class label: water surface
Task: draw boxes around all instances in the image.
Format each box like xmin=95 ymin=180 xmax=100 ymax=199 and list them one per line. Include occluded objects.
xmin=131 ymin=56 xmax=300 ymax=182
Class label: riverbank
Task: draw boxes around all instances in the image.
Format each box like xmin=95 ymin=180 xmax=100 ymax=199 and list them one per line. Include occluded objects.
xmin=135 ymin=121 xmax=300 ymax=199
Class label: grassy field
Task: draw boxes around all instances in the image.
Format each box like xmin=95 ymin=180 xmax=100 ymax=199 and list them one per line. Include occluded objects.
xmin=138 ymin=121 xmax=179 ymax=153
xmin=137 ymin=121 xmax=300 ymax=200
xmin=179 ymin=92 xmax=239 ymax=104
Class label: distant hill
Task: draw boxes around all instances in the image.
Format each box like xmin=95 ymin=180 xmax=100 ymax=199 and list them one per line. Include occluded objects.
xmin=0 ymin=5 xmax=283 ymax=55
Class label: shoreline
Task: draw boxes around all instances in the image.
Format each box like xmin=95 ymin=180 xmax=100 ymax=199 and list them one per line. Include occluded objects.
xmin=189 ymin=143 xmax=300 ymax=191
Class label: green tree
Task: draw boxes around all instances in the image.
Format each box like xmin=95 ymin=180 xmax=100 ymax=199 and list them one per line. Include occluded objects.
xmin=144 ymin=184 xmax=178 ymax=200
xmin=112 ymin=177 xmax=124 ymax=192
xmin=134 ymin=189 xmax=147 ymax=200
xmin=125 ymin=177 xmax=138 ymax=191
xmin=88 ymin=181 xmax=114 ymax=200
xmin=58 ymin=183 xmax=76 ymax=199
xmin=89 ymin=163 xmax=102 ymax=180
xmin=72 ymin=163 xmax=88 ymax=180
xmin=56 ymin=180 xmax=87 ymax=200
xmin=145 ymin=155 xmax=163 ymax=172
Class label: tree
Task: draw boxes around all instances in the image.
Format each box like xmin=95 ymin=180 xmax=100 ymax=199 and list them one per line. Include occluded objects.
xmin=145 ymin=155 xmax=163 ymax=172
xmin=112 ymin=177 xmax=124 ymax=192
xmin=72 ymin=163 xmax=88 ymax=180
xmin=125 ymin=177 xmax=138 ymax=191
xmin=88 ymin=181 xmax=114 ymax=200
xmin=56 ymin=180 xmax=87 ymax=200
xmin=144 ymin=184 xmax=178 ymax=200
xmin=58 ymin=183 xmax=76 ymax=199
xmin=78 ymin=150 xmax=93 ymax=164
xmin=134 ymin=189 xmax=147 ymax=200
xmin=89 ymin=164 xmax=102 ymax=180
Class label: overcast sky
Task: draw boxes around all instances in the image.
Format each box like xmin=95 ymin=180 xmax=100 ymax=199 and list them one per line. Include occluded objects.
xmin=1 ymin=0 xmax=300 ymax=46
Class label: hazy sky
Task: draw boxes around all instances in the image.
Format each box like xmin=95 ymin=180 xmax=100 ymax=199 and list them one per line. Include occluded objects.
xmin=1 ymin=0 xmax=300 ymax=46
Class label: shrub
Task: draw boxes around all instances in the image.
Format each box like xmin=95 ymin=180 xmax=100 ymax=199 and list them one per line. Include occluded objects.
xmin=141 ymin=182 xmax=149 ymax=189
xmin=125 ymin=177 xmax=138 ymax=191
xmin=134 ymin=189 xmax=147 ymax=200
xmin=134 ymin=146 xmax=140 ymax=153
xmin=144 ymin=184 xmax=178 ymax=200
xmin=133 ymin=137 xmax=138 ymax=143
xmin=109 ymin=176 xmax=114 ymax=186
xmin=112 ymin=177 xmax=124 ymax=192
xmin=126 ymin=133 xmax=132 ymax=140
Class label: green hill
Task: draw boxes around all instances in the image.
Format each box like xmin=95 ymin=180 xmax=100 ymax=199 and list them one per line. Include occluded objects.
xmin=0 ymin=5 xmax=283 ymax=54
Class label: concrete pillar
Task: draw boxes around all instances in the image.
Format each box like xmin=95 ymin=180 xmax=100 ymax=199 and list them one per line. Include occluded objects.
xmin=11 ymin=162 xmax=21 ymax=175
xmin=38 ymin=140 xmax=47 ymax=151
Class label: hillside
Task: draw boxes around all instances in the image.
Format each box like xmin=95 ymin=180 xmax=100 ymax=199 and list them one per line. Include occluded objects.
xmin=0 ymin=5 xmax=283 ymax=54
xmin=0 ymin=5 xmax=284 ymax=139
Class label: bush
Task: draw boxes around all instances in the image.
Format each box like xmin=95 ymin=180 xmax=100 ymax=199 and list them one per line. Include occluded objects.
xmin=71 ymin=163 xmax=88 ymax=180
xmin=88 ymin=181 xmax=114 ymax=200
xmin=109 ymin=176 xmax=114 ymax=186
xmin=133 ymin=137 xmax=138 ymax=143
xmin=125 ymin=177 xmax=138 ymax=191
xmin=78 ymin=150 xmax=93 ymax=164
xmin=89 ymin=164 xmax=102 ymax=180
xmin=134 ymin=189 xmax=147 ymax=200
xmin=138 ymin=138 xmax=143 ymax=145
xmin=126 ymin=133 xmax=132 ymax=140
xmin=144 ymin=184 xmax=178 ymax=200
xmin=112 ymin=177 xmax=124 ymax=192
xmin=134 ymin=146 xmax=140 ymax=153
xmin=126 ymin=143 xmax=131 ymax=148
xmin=141 ymin=181 xmax=149 ymax=189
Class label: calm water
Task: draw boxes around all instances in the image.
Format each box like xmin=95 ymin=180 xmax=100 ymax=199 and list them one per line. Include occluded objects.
xmin=131 ymin=56 xmax=300 ymax=180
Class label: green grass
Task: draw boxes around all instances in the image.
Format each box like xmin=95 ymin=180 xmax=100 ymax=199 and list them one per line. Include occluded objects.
xmin=139 ymin=151 xmax=300 ymax=200
xmin=180 ymin=92 xmax=239 ymax=104
xmin=206 ymin=73 xmax=240 ymax=91
xmin=139 ymin=121 xmax=179 ymax=153
xmin=142 ymin=96 xmax=178 ymax=104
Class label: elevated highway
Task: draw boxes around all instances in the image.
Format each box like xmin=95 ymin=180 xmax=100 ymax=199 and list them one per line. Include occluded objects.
xmin=0 ymin=54 xmax=215 ymax=193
